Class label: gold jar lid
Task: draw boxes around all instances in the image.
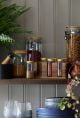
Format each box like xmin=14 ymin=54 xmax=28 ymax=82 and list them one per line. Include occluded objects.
xmin=41 ymin=58 xmax=47 ymax=61
xmin=14 ymin=50 xmax=27 ymax=54
xmin=57 ymin=58 xmax=62 ymax=62
xmin=52 ymin=58 xmax=57 ymax=62
xmin=47 ymin=58 xmax=53 ymax=62
xmin=26 ymin=61 xmax=33 ymax=64
xmin=62 ymin=58 xmax=67 ymax=62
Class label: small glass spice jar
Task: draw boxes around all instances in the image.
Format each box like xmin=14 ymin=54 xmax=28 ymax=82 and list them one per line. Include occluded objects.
xmin=26 ymin=61 xmax=34 ymax=79
xmin=13 ymin=50 xmax=27 ymax=78
xmin=57 ymin=58 xmax=62 ymax=77
xmin=52 ymin=58 xmax=57 ymax=77
xmin=40 ymin=58 xmax=47 ymax=77
xmin=47 ymin=58 xmax=53 ymax=77
xmin=62 ymin=58 xmax=67 ymax=77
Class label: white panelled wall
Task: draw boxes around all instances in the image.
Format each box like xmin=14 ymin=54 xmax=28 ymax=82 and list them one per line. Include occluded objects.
xmin=0 ymin=0 xmax=80 ymax=117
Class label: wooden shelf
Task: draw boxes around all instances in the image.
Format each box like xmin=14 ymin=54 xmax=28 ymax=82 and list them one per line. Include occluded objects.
xmin=0 ymin=77 xmax=67 ymax=84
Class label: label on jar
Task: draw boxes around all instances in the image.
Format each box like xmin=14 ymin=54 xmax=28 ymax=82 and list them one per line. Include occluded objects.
xmin=27 ymin=63 xmax=33 ymax=72
xmin=26 ymin=61 xmax=34 ymax=79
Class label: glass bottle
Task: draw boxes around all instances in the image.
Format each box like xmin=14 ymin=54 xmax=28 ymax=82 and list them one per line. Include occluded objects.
xmin=13 ymin=50 xmax=27 ymax=78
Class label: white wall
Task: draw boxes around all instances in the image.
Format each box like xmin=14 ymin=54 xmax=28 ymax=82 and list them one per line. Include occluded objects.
xmin=0 ymin=0 xmax=80 ymax=117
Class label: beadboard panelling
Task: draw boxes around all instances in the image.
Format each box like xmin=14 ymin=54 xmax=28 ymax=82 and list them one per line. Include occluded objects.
xmin=71 ymin=0 xmax=80 ymax=25
xmin=9 ymin=85 xmax=23 ymax=102
xmin=8 ymin=0 xmax=26 ymax=50
xmin=26 ymin=85 xmax=40 ymax=118
xmin=41 ymin=85 xmax=56 ymax=107
xmin=39 ymin=0 xmax=55 ymax=57
xmin=0 ymin=85 xmax=8 ymax=117
xmin=0 ymin=0 xmax=80 ymax=118
xmin=25 ymin=0 xmax=39 ymax=33
xmin=57 ymin=84 xmax=67 ymax=97
xmin=55 ymin=0 xmax=69 ymax=58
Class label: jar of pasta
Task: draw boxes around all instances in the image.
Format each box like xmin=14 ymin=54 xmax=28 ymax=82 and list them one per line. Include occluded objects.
xmin=65 ymin=26 xmax=80 ymax=62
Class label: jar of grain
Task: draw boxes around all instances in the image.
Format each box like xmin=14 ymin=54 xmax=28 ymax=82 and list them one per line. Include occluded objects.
xmin=13 ymin=50 xmax=27 ymax=78
xmin=65 ymin=26 xmax=80 ymax=62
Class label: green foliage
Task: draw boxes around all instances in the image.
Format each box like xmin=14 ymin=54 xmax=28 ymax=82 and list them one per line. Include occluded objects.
xmin=58 ymin=98 xmax=72 ymax=110
xmin=0 ymin=0 xmax=32 ymax=35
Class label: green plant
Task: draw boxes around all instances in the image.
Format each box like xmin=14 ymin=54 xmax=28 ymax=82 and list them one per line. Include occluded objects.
xmin=0 ymin=0 xmax=32 ymax=50
xmin=58 ymin=97 xmax=72 ymax=110
xmin=0 ymin=0 xmax=32 ymax=35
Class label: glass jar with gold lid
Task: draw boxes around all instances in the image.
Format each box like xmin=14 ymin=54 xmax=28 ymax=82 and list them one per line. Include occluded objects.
xmin=13 ymin=50 xmax=27 ymax=78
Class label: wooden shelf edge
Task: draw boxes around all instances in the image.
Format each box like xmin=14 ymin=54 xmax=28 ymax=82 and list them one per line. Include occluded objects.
xmin=0 ymin=77 xmax=67 ymax=84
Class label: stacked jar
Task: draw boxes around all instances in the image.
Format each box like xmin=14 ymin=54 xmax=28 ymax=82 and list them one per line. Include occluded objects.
xmin=26 ymin=35 xmax=42 ymax=79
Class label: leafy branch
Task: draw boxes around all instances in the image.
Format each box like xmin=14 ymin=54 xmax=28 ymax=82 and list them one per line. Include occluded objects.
xmin=0 ymin=0 xmax=32 ymax=35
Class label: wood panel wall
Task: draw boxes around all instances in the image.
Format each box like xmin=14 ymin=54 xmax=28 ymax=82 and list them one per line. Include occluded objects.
xmin=0 ymin=0 xmax=80 ymax=117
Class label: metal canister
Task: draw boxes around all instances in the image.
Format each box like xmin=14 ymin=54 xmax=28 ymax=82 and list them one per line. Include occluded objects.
xmin=52 ymin=58 xmax=57 ymax=77
xmin=26 ymin=61 xmax=34 ymax=79
xmin=57 ymin=59 xmax=62 ymax=77
xmin=47 ymin=58 xmax=53 ymax=77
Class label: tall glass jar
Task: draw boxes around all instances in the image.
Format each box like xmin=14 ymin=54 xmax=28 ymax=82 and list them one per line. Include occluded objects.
xmin=26 ymin=35 xmax=42 ymax=61
xmin=65 ymin=26 xmax=80 ymax=62
xmin=13 ymin=50 xmax=27 ymax=78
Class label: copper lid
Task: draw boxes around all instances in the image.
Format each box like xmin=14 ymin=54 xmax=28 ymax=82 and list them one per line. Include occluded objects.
xmin=14 ymin=50 xmax=27 ymax=54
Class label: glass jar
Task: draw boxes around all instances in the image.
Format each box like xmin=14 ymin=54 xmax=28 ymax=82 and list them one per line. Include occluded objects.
xmin=40 ymin=58 xmax=47 ymax=77
xmin=65 ymin=26 xmax=80 ymax=62
xmin=26 ymin=61 xmax=34 ymax=79
xmin=52 ymin=58 xmax=57 ymax=77
xmin=13 ymin=50 xmax=27 ymax=78
xmin=26 ymin=35 xmax=42 ymax=61
xmin=47 ymin=58 xmax=53 ymax=77
xmin=57 ymin=59 xmax=62 ymax=77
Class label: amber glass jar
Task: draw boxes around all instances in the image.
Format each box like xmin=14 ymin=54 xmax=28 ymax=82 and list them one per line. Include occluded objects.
xmin=52 ymin=58 xmax=57 ymax=77
xmin=65 ymin=26 xmax=80 ymax=62
xmin=47 ymin=58 xmax=53 ymax=77
xmin=13 ymin=50 xmax=27 ymax=78
xmin=40 ymin=58 xmax=47 ymax=77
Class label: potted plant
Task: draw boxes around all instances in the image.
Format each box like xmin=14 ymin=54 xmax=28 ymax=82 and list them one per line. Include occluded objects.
xmin=0 ymin=0 xmax=32 ymax=78
xmin=58 ymin=76 xmax=80 ymax=118
xmin=0 ymin=0 xmax=32 ymax=57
